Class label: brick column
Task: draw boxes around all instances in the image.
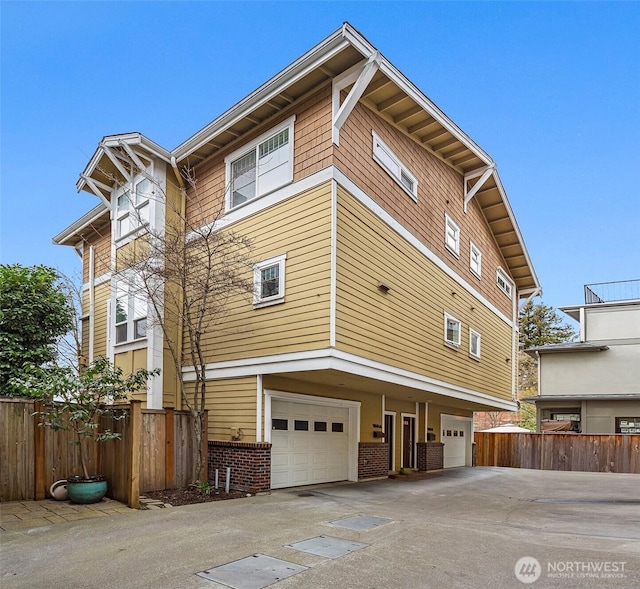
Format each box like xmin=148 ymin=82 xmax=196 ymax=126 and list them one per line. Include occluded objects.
xmin=417 ymin=442 xmax=444 ymax=471
xmin=358 ymin=442 xmax=389 ymax=480
xmin=208 ymin=440 xmax=271 ymax=493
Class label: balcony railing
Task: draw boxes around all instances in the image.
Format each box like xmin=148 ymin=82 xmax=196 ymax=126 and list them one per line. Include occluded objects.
xmin=584 ymin=279 xmax=640 ymax=304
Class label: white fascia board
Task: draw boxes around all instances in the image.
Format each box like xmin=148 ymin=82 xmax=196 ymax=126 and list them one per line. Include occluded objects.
xmin=77 ymin=133 xmax=171 ymax=194
xmin=182 ymin=348 xmax=517 ymax=412
xmin=53 ymin=203 xmax=109 ymax=245
xmin=172 ymin=28 xmax=351 ymax=161
xmin=490 ymin=169 xmax=541 ymax=293
xmin=376 ymin=60 xmax=493 ymax=167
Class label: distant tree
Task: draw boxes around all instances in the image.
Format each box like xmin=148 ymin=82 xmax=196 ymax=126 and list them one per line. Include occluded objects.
xmin=0 ymin=265 xmax=75 ymax=395
xmin=519 ymin=300 xmax=576 ymax=351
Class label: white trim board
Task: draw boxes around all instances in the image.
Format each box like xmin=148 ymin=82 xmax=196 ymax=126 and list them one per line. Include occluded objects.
xmin=182 ymin=348 xmax=517 ymax=412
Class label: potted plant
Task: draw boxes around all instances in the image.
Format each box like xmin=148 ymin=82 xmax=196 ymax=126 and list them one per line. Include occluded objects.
xmin=18 ymin=358 xmax=157 ymax=504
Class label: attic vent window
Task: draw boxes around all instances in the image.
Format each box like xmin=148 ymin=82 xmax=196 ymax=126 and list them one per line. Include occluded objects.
xmin=372 ymin=131 xmax=418 ymax=201
xmin=226 ymin=117 xmax=295 ymax=211
xmin=496 ymin=267 xmax=514 ymax=299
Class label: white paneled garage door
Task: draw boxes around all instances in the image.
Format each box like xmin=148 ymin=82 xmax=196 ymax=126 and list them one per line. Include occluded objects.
xmin=441 ymin=415 xmax=471 ymax=468
xmin=271 ymin=399 xmax=350 ymax=489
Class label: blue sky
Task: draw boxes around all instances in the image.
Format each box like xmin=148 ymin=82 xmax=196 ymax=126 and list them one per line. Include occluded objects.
xmin=1 ymin=1 xmax=639 ymax=315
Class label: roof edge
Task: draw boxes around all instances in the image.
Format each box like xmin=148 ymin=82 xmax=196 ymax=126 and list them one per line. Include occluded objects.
xmin=53 ymin=203 xmax=109 ymax=246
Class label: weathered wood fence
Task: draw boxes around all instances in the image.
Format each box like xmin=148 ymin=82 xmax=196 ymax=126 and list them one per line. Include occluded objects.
xmin=474 ymin=432 xmax=640 ymax=473
xmin=0 ymin=397 xmax=207 ymax=507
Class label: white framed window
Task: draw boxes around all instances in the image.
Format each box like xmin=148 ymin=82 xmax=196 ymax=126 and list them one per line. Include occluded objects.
xmin=470 ymin=241 xmax=482 ymax=278
xmin=225 ymin=117 xmax=295 ymax=210
xmin=444 ymin=312 xmax=461 ymax=348
xmin=114 ymin=280 xmax=147 ymax=344
xmin=115 ymin=174 xmax=152 ymax=239
xmin=496 ymin=267 xmax=514 ymax=299
xmin=254 ymin=254 xmax=286 ymax=308
xmin=445 ymin=214 xmax=460 ymax=257
xmin=469 ymin=328 xmax=481 ymax=359
xmin=372 ymin=131 xmax=418 ymax=200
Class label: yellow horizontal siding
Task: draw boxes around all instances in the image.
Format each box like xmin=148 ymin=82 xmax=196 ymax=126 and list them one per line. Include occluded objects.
xmin=335 ymin=185 xmax=512 ymax=399
xmin=93 ymin=282 xmax=110 ymax=359
xmin=114 ymin=348 xmax=148 ymax=405
xmin=196 ymin=182 xmax=333 ymax=364
xmin=206 ymin=377 xmax=257 ymax=441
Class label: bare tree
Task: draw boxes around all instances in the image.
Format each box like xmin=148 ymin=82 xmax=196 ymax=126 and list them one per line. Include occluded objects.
xmin=54 ymin=271 xmax=84 ymax=372
xmin=107 ymin=157 xmax=254 ymax=483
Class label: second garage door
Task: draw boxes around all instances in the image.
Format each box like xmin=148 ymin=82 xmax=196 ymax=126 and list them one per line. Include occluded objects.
xmin=441 ymin=415 xmax=471 ymax=468
xmin=271 ymin=399 xmax=350 ymax=489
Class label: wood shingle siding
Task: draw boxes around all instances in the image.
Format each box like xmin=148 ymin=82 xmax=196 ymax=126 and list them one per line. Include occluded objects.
xmin=335 ymin=185 xmax=512 ymax=399
xmin=334 ymin=101 xmax=514 ymax=317
xmin=194 ymin=182 xmax=333 ymax=364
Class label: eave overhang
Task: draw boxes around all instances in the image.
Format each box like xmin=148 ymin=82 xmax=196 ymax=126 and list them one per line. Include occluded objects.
xmin=76 ymin=132 xmax=172 ymax=202
xmin=170 ymin=22 xmax=539 ymax=295
xmin=523 ymin=393 xmax=640 ymax=404
xmin=53 ymin=203 xmax=110 ymax=248
xmin=524 ymin=342 xmax=609 ymax=358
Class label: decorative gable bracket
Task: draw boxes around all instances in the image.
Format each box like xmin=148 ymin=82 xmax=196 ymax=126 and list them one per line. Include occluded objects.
xmin=464 ymin=164 xmax=495 ymax=212
xmin=332 ymin=52 xmax=381 ymax=146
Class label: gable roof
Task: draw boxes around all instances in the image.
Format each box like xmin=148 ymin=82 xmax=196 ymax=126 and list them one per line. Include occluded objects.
xmin=73 ymin=23 xmax=539 ymax=295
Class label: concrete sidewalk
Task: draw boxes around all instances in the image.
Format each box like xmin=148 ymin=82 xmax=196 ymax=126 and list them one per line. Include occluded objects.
xmin=2 ymin=468 xmax=639 ymax=589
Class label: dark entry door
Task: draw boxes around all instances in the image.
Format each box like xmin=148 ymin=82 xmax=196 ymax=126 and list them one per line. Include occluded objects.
xmin=384 ymin=413 xmax=394 ymax=471
xmin=402 ymin=416 xmax=415 ymax=469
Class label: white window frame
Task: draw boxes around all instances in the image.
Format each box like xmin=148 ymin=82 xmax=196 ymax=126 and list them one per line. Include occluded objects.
xmin=114 ymin=171 xmax=153 ymax=241
xmin=114 ymin=279 xmax=147 ymax=345
xmin=445 ymin=214 xmax=460 ymax=257
xmin=469 ymin=241 xmax=482 ymax=278
xmin=444 ymin=312 xmax=461 ymax=348
xmin=372 ymin=131 xmax=418 ymax=201
xmin=225 ymin=116 xmax=295 ymax=212
xmin=496 ymin=267 xmax=514 ymax=299
xmin=253 ymin=253 xmax=286 ymax=308
xmin=469 ymin=328 xmax=481 ymax=360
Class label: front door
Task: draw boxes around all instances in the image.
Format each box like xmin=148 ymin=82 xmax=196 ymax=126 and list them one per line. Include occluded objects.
xmin=402 ymin=416 xmax=415 ymax=469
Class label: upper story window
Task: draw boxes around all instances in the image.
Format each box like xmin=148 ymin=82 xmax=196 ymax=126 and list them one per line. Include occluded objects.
xmin=114 ymin=280 xmax=147 ymax=344
xmin=444 ymin=312 xmax=461 ymax=348
xmin=469 ymin=328 xmax=481 ymax=360
xmin=115 ymin=175 xmax=151 ymax=239
xmin=372 ymin=131 xmax=418 ymax=200
xmin=225 ymin=117 xmax=295 ymax=211
xmin=470 ymin=241 xmax=482 ymax=278
xmin=496 ymin=267 xmax=514 ymax=299
xmin=254 ymin=253 xmax=286 ymax=308
xmin=445 ymin=214 xmax=460 ymax=257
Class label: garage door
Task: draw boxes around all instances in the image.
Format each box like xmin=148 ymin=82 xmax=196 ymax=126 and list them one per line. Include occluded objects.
xmin=271 ymin=399 xmax=350 ymax=489
xmin=441 ymin=416 xmax=471 ymax=468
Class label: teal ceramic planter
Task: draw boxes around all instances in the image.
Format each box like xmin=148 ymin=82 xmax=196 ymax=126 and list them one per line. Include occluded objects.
xmin=66 ymin=476 xmax=108 ymax=504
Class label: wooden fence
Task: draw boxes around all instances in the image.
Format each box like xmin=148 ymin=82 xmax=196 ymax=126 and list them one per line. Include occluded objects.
xmin=0 ymin=397 xmax=207 ymax=507
xmin=474 ymin=432 xmax=640 ymax=473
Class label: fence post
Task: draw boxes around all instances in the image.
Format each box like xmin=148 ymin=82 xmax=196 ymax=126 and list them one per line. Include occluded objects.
xmin=33 ymin=400 xmax=46 ymax=500
xmin=164 ymin=407 xmax=175 ymax=489
xmin=202 ymin=410 xmax=209 ymax=481
xmin=128 ymin=400 xmax=142 ymax=509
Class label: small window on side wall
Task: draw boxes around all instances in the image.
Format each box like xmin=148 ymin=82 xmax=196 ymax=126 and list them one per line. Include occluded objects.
xmin=469 ymin=328 xmax=481 ymax=360
xmin=496 ymin=267 xmax=514 ymax=299
xmin=470 ymin=241 xmax=482 ymax=278
xmin=444 ymin=312 xmax=461 ymax=348
xmin=445 ymin=214 xmax=460 ymax=257
xmin=372 ymin=131 xmax=418 ymax=200
xmin=253 ymin=254 xmax=286 ymax=308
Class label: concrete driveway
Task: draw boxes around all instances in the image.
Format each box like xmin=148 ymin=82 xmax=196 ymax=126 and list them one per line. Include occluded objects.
xmin=1 ymin=467 xmax=639 ymax=589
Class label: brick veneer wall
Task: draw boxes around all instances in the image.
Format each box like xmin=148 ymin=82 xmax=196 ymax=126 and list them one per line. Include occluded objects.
xmin=208 ymin=441 xmax=271 ymax=493
xmin=358 ymin=442 xmax=389 ymax=480
xmin=417 ymin=442 xmax=444 ymax=471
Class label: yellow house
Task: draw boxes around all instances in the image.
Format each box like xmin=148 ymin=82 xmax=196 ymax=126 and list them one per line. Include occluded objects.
xmin=54 ymin=23 xmax=540 ymax=491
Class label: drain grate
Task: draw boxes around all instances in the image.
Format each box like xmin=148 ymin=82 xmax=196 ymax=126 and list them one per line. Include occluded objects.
xmin=329 ymin=515 xmax=393 ymax=531
xmin=286 ymin=535 xmax=369 ymax=559
xmin=198 ymin=554 xmax=307 ymax=589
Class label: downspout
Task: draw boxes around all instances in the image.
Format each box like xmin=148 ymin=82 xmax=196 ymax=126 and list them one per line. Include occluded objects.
xmin=171 ymin=156 xmax=185 ymax=410
xmin=512 ymin=290 xmax=518 ymax=402
xmin=89 ymin=245 xmax=95 ymax=364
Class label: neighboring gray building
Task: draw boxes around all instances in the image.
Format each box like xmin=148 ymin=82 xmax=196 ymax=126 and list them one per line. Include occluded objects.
xmin=524 ymin=280 xmax=640 ymax=434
